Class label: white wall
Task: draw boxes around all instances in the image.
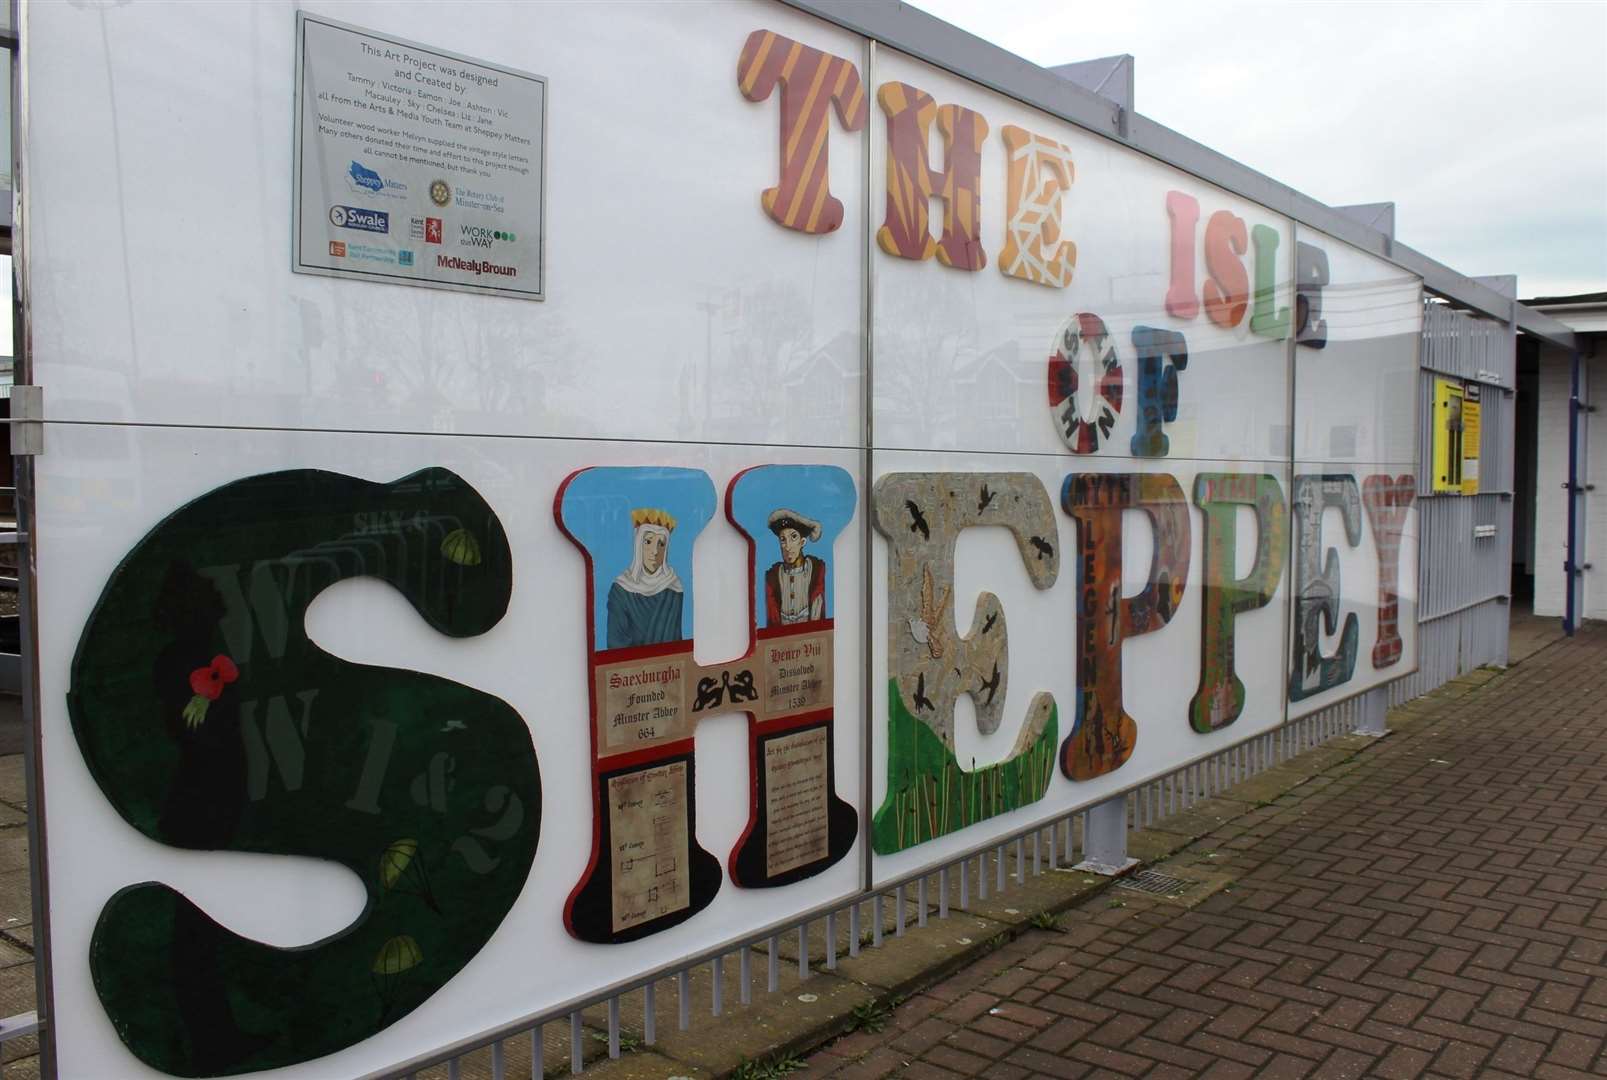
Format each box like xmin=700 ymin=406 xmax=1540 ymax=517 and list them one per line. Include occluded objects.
xmin=1534 ymin=346 xmax=1607 ymax=619
xmin=1535 ymin=346 xmax=1569 ymax=616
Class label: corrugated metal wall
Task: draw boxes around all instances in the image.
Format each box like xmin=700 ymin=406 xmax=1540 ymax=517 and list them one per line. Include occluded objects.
xmin=1421 ymin=301 xmax=1514 ymax=384
xmin=1403 ymin=301 xmax=1515 ymax=698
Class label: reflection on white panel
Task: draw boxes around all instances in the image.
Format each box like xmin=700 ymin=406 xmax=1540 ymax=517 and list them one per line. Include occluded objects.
xmin=870 ymin=47 xmax=1294 ymax=462
xmin=25 ymin=1 xmax=866 ymax=446
xmin=1293 ymin=225 xmax=1422 ymax=466
xmin=868 ymin=450 xmax=1292 ymax=886
xmin=37 ymin=424 xmax=864 ymax=1079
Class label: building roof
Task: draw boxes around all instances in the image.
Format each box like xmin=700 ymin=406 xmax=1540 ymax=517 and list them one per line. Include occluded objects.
xmin=1521 ymin=292 xmax=1607 ymax=337
xmin=1522 ymin=291 xmax=1607 ymax=308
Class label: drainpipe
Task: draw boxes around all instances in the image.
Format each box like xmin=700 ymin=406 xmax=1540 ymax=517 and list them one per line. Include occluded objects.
xmin=1565 ymin=350 xmax=1584 ymax=634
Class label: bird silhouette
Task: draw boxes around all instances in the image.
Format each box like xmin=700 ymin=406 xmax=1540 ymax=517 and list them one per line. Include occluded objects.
xmin=912 ymin=672 xmax=934 ymax=712
xmin=905 ymin=499 xmax=930 ymax=541
xmin=1030 ymin=535 xmax=1054 ymax=560
xmin=978 ymin=483 xmax=996 ymax=513
xmin=978 ymin=660 xmax=1001 ymax=706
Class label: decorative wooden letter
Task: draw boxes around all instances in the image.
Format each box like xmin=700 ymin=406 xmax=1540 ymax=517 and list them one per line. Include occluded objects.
xmin=1250 ymin=224 xmax=1290 ymax=339
xmin=1203 ymin=209 xmax=1249 ymax=329
xmin=1189 ymin=473 xmax=1287 ymax=732
xmin=558 ymin=465 xmax=858 ymax=944
xmin=1061 ymin=473 xmax=1190 ymax=780
xmin=999 ymin=124 xmax=1076 ymax=287
xmin=1362 ymin=474 xmax=1415 ymax=669
xmin=870 ymin=473 xmax=1059 ymax=853
xmin=1165 ymin=191 xmax=1201 ymax=319
xmin=738 ymin=30 xmax=867 ymax=235
xmin=876 ymin=82 xmax=988 ymax=270
xmin=1047 ymin=312 xmax=1123 ymax=455
xmin=1129 ymin=326 xmax=1189 ymax=458
xmin=1289 ymin=474 xmax=1362 ymax=701
xmin=69 ymin=469 xmax=538 ymax=1076
xmin=1295 ymin=240 xmax=1330 ymax=349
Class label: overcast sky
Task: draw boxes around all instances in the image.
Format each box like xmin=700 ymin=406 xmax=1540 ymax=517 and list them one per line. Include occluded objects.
xmin=911 ymin=0 xmax=1607 ymax=300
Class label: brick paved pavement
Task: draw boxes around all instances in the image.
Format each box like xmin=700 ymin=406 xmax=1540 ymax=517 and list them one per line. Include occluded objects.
xmin=809 ymin=627 xmax=1607 ymax=1079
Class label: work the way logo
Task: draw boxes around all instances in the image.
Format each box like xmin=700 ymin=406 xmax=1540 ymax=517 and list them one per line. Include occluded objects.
xmin=459 ymin=225 xmax=518 ymax=249
xmin=346 ymin=160 xmax=408 ymax=199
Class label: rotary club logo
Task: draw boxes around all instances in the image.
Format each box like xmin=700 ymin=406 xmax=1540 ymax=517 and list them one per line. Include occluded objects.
xmin=429 ymin=179 xmax=452 ymax=208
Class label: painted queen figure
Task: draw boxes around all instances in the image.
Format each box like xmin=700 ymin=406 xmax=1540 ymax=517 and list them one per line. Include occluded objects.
xmin=606 ymin=508 xmax=685 ymax=649
xmin=764 ymin=509 xmax=826 ymax=627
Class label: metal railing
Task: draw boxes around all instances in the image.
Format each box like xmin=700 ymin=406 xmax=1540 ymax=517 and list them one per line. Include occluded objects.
xmin=368 ymin=697 xmax=1369 ymax=1080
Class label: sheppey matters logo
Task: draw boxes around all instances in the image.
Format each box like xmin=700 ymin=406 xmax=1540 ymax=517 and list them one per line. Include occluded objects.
xmin=329 ymin=205 xmax=389 ymax=234
xmin=346 ymin=160 xmax=408 ymax=199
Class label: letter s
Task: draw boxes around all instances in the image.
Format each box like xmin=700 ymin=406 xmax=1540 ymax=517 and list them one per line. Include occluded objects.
xmin=68 ymin=468 xmax=539 ymax=1076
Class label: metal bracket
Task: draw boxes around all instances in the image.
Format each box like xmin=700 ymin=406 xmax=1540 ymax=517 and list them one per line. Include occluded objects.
xmin=9 ymin=386 xmax=41 ymax=457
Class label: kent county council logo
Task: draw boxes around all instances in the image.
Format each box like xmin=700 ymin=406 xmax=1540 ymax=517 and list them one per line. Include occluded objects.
xmin=398 ymin=249 xmax=415 ymax=267
xmin=425 ymin=218 xmax=444 ymax=244
xmin=328 ymin=240 xmax=347 ymax=257
xmin=429 ymin=179 xmax=452 ymax=208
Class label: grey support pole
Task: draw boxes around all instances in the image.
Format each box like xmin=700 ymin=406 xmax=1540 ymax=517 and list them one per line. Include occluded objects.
xmin=1072 ymin=795 xmax=1136 ymax=876
xmin=1354 ymin=686 xmax=1389 ymax=737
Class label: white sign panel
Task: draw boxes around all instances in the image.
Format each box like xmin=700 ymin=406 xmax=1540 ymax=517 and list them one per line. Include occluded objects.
xmin=294 ymin=13 xmax=546 ymax=299
xmin=21 ymin=1 xmax=1424 ymax=1076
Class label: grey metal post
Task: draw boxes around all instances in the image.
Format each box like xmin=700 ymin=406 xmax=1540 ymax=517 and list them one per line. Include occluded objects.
xmin=1354 ymin=685 xmax=1389 ymax=737
xmin=1073 ymin=795 xmax=1136 ymax=876
xmin=1568 ymin=351 xmax=1591 ymax=629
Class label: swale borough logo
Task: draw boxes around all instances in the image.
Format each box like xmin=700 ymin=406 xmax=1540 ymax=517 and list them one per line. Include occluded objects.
xmin=329 ymin=205 xmax=389 ymax=234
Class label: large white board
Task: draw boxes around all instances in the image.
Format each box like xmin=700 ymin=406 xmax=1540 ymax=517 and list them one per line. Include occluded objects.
xmin=20 ymin=1 xmax=1419 ymax=1075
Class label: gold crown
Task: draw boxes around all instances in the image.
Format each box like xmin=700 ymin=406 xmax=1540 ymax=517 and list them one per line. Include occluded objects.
xmin=630 ymin=508 xmax=677 ymax=531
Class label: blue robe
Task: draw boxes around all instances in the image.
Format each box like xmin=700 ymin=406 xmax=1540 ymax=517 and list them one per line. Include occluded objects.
xmin=606 ymin=584 xmax=684 ymax=649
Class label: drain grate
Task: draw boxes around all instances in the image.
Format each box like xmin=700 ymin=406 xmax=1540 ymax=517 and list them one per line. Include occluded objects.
xmin=1116 ymin=870 xmax=1199 ymax=897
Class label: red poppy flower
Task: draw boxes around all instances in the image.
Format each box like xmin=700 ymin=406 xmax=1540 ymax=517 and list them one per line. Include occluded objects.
xmin=188 ymin=655 xmax=240 ymax=702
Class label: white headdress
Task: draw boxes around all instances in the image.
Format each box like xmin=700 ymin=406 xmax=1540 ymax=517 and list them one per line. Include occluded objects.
xmin=614 ymin=508 xmax=683 ymax=597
